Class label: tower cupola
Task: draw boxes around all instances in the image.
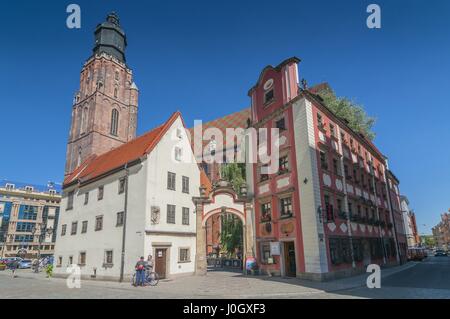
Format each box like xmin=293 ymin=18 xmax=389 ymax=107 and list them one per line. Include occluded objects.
xmin=93 ymin=12 xmax=127 ymax=62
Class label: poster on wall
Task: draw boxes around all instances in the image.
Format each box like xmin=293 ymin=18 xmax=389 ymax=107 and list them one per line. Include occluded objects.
xmin=270 ymin=242 xmax=281 ymax=255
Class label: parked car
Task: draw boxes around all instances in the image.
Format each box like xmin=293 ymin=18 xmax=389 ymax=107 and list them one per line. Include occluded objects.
xmin=0 ymin=259 xmax=6 ymax=271
xmin=434 ymin=250 xmax=448 ymax=257
xmin=19 ymin=259 xmax=32 ymax=269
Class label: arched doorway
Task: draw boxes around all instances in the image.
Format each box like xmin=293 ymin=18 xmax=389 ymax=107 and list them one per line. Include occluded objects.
xmin=193 ymin=179 xmax=255 ymax=275
xmin=205 ymin=208 xmax=244 ymax=272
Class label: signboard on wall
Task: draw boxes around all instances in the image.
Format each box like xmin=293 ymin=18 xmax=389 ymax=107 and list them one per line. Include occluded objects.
xmin=270 ymin=242 xmax=281 ymax=255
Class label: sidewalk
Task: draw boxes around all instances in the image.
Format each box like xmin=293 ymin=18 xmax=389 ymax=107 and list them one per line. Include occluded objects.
xmin=0 ymin=262 xmax=418 ymax=299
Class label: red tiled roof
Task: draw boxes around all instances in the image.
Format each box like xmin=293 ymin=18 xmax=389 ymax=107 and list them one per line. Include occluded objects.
xmin=187 ymin=108 xmax=251 ymax=150
xmin=200 ymin=169 xmax=212 ymax=197
xmin=64 ymin=111 xmax=182 ymax=187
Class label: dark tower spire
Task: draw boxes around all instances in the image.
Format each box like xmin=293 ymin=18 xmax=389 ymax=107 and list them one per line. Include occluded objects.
xmin=93 ymin=12 xmax=127 ymax=62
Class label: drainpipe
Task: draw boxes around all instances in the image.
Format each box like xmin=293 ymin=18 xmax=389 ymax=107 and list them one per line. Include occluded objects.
xmin=119 ymin=163 xmax=129 ymax=282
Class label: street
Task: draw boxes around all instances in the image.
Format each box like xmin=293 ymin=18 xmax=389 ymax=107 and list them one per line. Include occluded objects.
xmin=0 ymin=257 xmax=449 ymax=299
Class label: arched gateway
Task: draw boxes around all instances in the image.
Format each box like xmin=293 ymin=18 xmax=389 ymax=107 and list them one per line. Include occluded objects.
xmin=193 ymin=179 xmax=255 ymax=275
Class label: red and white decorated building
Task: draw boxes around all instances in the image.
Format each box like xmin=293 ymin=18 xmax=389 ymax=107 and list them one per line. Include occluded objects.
xmin=243 ymin=57 xmax=407 ymax=280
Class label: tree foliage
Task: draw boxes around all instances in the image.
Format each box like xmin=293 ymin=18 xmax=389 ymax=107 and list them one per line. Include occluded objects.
xmin=315 ymin=87 xmax=376 ymax=140
xmin=220 ymin=163 xmax=246 ymax=195
xmin=219 ymin=214 xmax=243 ymax=257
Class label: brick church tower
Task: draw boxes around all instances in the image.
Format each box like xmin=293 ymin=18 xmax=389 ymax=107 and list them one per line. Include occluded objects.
xmin=65 ymin=13 xmax=139 ymax=175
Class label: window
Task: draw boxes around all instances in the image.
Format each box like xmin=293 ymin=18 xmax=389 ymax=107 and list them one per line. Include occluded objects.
xmin=84 ymin=192 xmax=89 ymax=205
xmin=344 ymin=164 xmax=350 ymax=180
xmin=264 ymin=89 xmax=274 ymax=104
xmin=261 ymin=202 xmax=271 ymax=222
xmin=61 ymin=224 xmax=67 ymax=236
xmin=179 ymin=248 xmax=190 ymax=262
xmin=118 ymin=178 xmax=126 ymax=194
xmin=105 ymin=250 xmax=113 ymax=265
xmin=279 ymin=155 xmax=289 ymax=174
xmin=5 ymin=183 xmax=15 ymax=190
xmin=18 ymin=205 xmax=38 ymax=220
xmin=260 ymin=165 xmax=269 ymax=182
xmin=71 ymin=222 xmax=78 ymax=235
xmin=116 ymin=212 xmax=124 ymax=226
xmin=333 ymin=158 xmax=341 ymax=175
xmin=57 ymin=256 xmax=62 ymax=267
xmin=317 ymin=113 xmax=323 ymax=127
xmin=330 ymin=124 xmax=336 ymax=137
xmin=175 ymin=147 xmax=182 ymax=161
xmin=79 ymin=252 xmax=86 ymax=266
xmin=81 ymin=221 xmax=88 ymax=233
xmin=182 ymin=207 xmax=189 ymax=225
xmin=110 ymin=109 xmax=119 ymax=136
xmin=25 ymin=186 xmax=34 ymax=192
xmin=182 ymin=176 xmax=189 ymax=194
xmin=279 ymin=197 xmax=293 ymax=217
xmin=260 ymin=242 xmax=272 ymax=263
xmin=320 ymin=151 xmax=328 ymax=170
xmin=324 ymin=194 xmax=334 ymax=222
xmin=114 ymin=87 xmax=118 ymax=98
xmin=167 ymin=172 xmax=176 ymax=190
xmin=95 ymin=216 xmax=103 ymax=231
xmin=329 ymin=238 xmax=348 ymax=265
xmin=336 ymin=199 xmax=343 ymax=215
xmin=68 ymin=256 xmax=73 ymax=265
xmin=352 ymin=239 xmax=363 ymax=262
xmin=275 ymin=117 xmax=286 ymax=131
xmin=167 ymin=204 xmax=176 ymax=224
xmin=98 ymin=186 xmax=104 ymax=200
xmin=115 ymin=71 xmax=119 ymax=81
xmin=67 ymin=191 xmax=74 ymax=210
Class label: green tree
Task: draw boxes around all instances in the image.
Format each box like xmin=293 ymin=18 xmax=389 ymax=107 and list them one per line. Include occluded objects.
xmin=219 ymin=213 xmax=243 ymax=258
xmin=421 ymin=235 xmax=436 ymax=248
xmin=315 ymin=86 xmax=376 ymax=140
xmin=220 ymin=163 xmax=246 ymax=195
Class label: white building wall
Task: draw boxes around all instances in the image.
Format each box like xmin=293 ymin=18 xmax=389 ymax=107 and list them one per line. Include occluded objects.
xmin=144 ymin=116 xmax=200 ymax=276
xmin=292 ymin=98 xmax=329 ymax=275
xmin=53 ymin=165 xmax=147 ymax=280
xmin=54 ymin=115 xmax=201 ymax=280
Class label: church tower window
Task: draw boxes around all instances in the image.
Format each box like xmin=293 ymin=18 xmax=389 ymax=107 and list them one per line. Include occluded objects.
xmin=110 ymin=109 xmax=119 ymax=136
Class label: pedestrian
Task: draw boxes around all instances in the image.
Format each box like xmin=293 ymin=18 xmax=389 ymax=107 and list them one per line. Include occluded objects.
xmin=10 ymin=259 xmax=19 ymax=278
xmin=135 ymin=256 xmax=146 ymax=287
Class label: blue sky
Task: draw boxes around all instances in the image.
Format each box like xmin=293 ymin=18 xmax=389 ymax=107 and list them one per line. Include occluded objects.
xmin=0 ymin=0 xmax=449 ymax=234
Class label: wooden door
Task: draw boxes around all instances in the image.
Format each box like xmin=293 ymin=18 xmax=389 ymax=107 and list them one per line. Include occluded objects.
xmin=284 ymin=241 xmax=296 ymax=277
xmin=155 ymin=248 xmax=167 ymax=279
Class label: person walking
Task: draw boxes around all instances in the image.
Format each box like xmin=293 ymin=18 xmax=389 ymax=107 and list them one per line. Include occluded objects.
xmin=10 ymin=259 xmax=19 ymax=278
xmin=135 ymin=256 xmax=146 ymax=287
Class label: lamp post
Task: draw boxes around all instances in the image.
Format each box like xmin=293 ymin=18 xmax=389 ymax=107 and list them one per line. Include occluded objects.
xmin=31 ymin=224 xmax=53 ymax=260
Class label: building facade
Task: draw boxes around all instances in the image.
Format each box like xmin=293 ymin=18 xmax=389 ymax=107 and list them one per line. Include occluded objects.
xmin=400 ymin=196 xmax=420 ymax=247
xmin=245 ymin=58 xmax=406 ymax=280
xmin=432 ymin=212 xmax=450 ymax=251
xmin=54 ymin=112 xmax=200 ymax=280
xmin=0 ymin=180 xmax=61 ymax=259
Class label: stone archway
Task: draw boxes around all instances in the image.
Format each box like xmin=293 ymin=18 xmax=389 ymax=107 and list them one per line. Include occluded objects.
xmin=193 ymin=180 xmax=255 ymax=275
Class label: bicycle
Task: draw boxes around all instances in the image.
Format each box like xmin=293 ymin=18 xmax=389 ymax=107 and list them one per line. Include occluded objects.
xmin=132 ymin=270 xmax=159 ymax=286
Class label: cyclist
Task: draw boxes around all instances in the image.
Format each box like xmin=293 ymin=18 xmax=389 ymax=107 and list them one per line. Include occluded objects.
xmin=134 ymin=256 xmax=146 ymax=287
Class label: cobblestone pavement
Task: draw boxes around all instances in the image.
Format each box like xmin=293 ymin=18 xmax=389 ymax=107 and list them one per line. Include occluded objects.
xmin=0 ymin=257 xmax=448 ymax=299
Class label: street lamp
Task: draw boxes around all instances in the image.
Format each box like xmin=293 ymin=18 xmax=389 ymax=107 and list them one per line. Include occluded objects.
xmin=31 ymin=224 xmax=53 ymax=260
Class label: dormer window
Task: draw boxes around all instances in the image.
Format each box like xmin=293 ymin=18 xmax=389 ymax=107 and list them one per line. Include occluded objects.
xmin=49 ymin=189 xmax=56 ymax=195
xmin=25 ymin=186 xmax=34 ymax=192
xmin=5 ymin=183 xmax=15 ymax=190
